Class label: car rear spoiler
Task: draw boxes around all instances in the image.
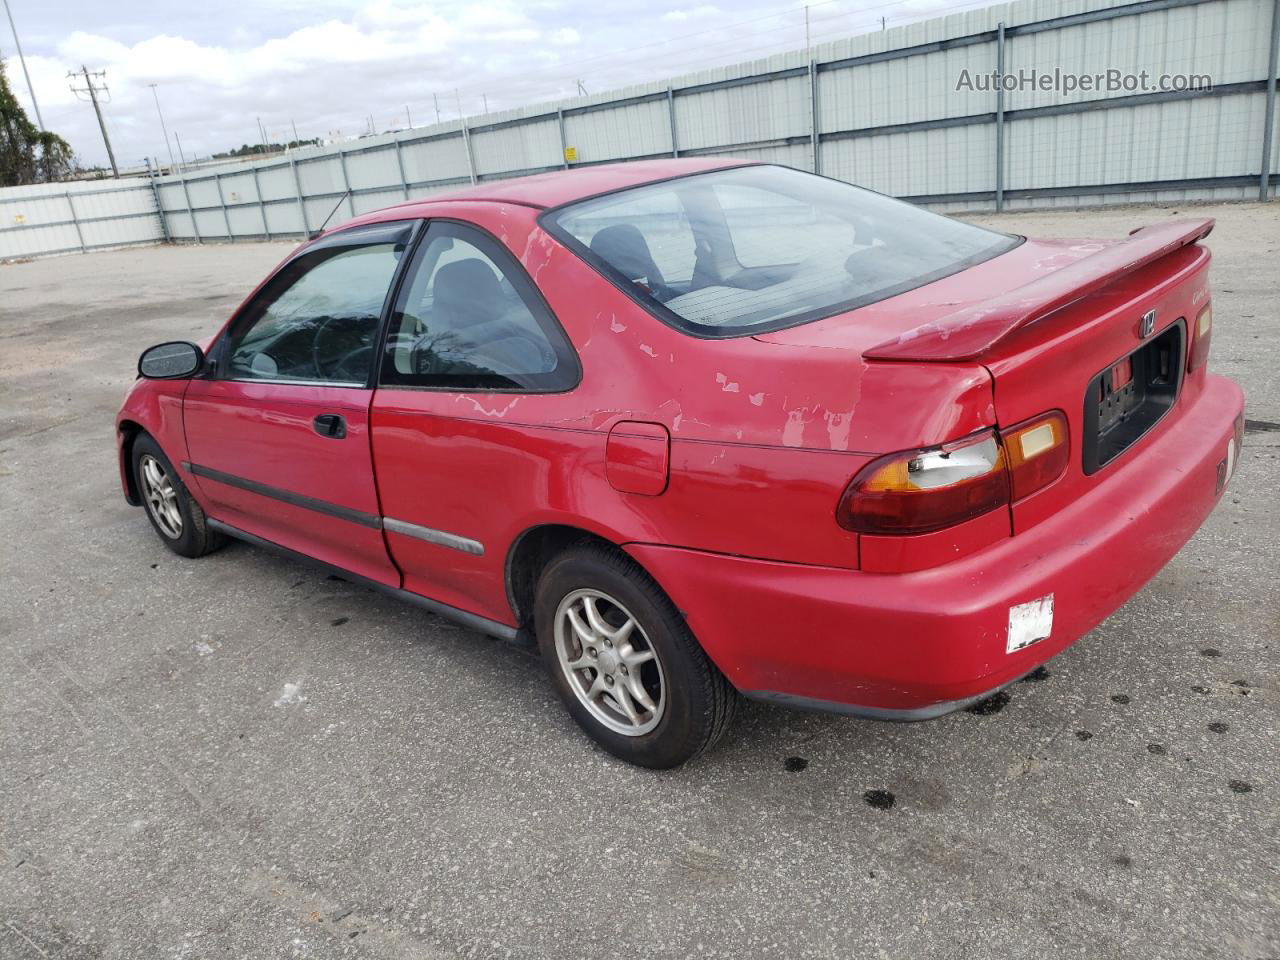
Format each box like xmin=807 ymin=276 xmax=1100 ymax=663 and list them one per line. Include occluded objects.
xmin=863 ymin=218 xmax=1215 ymax=363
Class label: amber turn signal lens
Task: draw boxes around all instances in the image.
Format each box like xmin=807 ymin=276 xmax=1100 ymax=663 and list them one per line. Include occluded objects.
xmin=1000 ymin=411 xmax=1069 ymax=502
xmin=1188 ymin=303 xmax=1212 ymax=372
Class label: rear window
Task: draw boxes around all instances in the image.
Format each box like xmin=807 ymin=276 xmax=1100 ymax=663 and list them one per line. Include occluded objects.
xmin=544 ymin=165 xmax=1019 ymax=338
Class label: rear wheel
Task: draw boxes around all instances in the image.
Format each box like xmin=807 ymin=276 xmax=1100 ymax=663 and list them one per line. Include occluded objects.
xmin=535 ymin=544 xmax=735 ymax=768
xmin=131 ymin=433 xmax=224 ymax=559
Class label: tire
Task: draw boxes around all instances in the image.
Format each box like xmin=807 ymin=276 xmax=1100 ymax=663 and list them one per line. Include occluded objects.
xmin=534 ymin=543 xmax=736 ymax=768
xmin=131 ymin=433 xmax=224 ymax=559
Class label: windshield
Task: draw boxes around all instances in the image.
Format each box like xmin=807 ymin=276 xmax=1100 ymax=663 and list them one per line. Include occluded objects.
xmin=544 ymin=165 xmax=1019 ymax=337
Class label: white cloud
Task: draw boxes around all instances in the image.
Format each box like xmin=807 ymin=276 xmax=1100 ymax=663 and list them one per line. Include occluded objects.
xmin=14 ymin=0 xmax=960 ymax=169
xmin=662 ymin=4 xmax=720 ymax=22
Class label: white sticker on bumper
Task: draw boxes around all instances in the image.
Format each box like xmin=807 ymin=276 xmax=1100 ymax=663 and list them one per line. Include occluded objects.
xmin=1007 ymin=594 xmax=1054 ymax=654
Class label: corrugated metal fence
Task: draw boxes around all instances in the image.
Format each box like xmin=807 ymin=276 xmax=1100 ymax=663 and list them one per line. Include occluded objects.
xmin=3 ymin=0 xmax=1278 ymax=261
xmin=0 ymin=178 xmax=165 ymax=261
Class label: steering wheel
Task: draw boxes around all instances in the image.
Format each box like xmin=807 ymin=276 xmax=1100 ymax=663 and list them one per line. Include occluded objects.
xmin=312 ymin=315 xmax=374 ymax=382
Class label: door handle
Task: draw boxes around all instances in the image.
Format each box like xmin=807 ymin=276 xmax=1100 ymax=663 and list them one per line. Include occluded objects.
xmin=313 ymin=414 xmax=347 ymax=439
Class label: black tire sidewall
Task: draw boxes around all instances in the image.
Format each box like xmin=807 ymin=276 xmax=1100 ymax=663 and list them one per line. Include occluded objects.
xmin=535 ymin=546 xmax=718 ymax=768
xmin=131 ymin=435 xmax=208 ymax=558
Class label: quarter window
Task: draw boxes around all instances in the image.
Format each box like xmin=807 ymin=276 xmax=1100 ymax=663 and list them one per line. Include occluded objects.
xmin=224 ymin=222 xmax=413 ymax=385
xmin=380 ymin=221 xmax=578 ymax=392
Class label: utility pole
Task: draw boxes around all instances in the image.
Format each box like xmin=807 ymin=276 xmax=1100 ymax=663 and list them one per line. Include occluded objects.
xmin=3 ymin=0 xmax=43 ymax=128
xmin=291 ymin=119 xmax=300 ymax=146
xmin=174 ymin=131 xmax=188 ymax=169
xmin=257 ymin=116 xmax=269 ymax=153
xmin=481 ymin=93 xmax=489 ymax=114
xmin=804 ymin=4 xmax=811 ymax=53
xmin=433 ymin=93 xmax=442 ymax=124
xmin=576 ymin=80 xmax=587 ymax=96
xmin=405 ymin=105 xmax=412 ymax=128
xmin=68 ymin=66 xmax=118 ymax=178
xmin=148 ymin=83 xmax=176 ymax=170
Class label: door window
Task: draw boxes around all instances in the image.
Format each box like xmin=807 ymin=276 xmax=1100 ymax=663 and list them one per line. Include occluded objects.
xmin=224 ymin=221 xmax=414 ymax=385
xmin=380 ymin=221 xmax=579 ymax=392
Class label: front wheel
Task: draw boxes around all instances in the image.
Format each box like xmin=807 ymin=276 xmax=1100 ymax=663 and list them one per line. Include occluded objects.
xmin=535 ymin=544 xmax=736 ymax=768
xmin=131 ymin=433 xmax=224 ymax=559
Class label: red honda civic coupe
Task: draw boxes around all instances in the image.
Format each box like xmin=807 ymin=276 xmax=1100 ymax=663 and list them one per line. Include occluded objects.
xmin=117 ymin=159 xmax=1244 ymax=767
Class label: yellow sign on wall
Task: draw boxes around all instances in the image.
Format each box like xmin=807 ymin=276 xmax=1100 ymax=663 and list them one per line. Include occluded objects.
xmin=13 ymin=214 xmax=25 ymax=225
xmin=563 ymin=146 xmax=578 ymax=164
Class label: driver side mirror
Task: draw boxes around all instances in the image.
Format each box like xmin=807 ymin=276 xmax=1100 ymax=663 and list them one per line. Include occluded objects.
xmin=138 ymin=341 xmax=204 ymax=380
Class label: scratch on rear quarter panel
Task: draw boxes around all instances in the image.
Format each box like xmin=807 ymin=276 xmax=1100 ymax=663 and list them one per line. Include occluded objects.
xmin=782 ymin=409 xmax=808 ymax=448
xmin=825 ymin=410 xmax=852 ymax=451
xmin=455 ymin=395 xmax=522 ymax=419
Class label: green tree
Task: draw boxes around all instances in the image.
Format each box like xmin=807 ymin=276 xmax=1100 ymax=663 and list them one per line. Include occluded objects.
xmin=1 ymin=59 xmax=74 ymax=186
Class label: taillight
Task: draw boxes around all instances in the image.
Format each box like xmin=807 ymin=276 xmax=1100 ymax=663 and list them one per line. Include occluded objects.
xmin=836 ymin=429 xmax=1009 ymax=535
xmin=1188 ymin=303 xmax=1212 ymax=371
xmin=1000 ymin=411 xmax=1069 ymax=501
xmin=837 ymin=412 xmax=1071 ymax=535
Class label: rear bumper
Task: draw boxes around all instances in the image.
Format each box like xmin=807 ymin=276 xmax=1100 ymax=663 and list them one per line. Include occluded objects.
xmin=627 ymin=373 xmax=1244 ymax=716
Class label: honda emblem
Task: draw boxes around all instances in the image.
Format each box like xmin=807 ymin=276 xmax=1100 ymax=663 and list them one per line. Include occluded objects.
xmin=1140 ymin=310 xmax=1156 ymax=338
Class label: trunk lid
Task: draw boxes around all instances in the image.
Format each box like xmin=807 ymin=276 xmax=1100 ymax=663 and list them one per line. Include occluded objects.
xmin=757 ymin=218 xmax=1215 ymax=534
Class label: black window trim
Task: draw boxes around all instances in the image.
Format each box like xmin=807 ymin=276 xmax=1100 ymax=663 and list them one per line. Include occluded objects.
xmin=205 ymin=218 xmax=426 ymax=389
xmin=374 ymin=217 xmax=583 ymax=395
xmin=537 ymin=163 xmax=1024 ymax=341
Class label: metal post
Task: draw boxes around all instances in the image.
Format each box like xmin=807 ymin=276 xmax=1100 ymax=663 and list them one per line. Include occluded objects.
xmin=1261 ymin=0 xmax=1280 ymax=201
xmin=809 ymin=60 xmax=821 ymax=174
xmin=148 ymin=84 xmax=176 ymax=170
xmin=557 ymin=109 xmax=569 ymax=169
xmin=174 ymin=131 xmax=188 ymax=171
xmin=250 ymin=166 xmax=269 ymax=239
xmin=290 ymin=157 xmax=310 ymax=238
xmin=65 ymin=192 xmax=86 ymax=253
xmin=995 ymin=22 xmax=1007 ymax=212
xmin=456 ymin=89 xmax=477 ymax=184
xmin=393 ymin=139 xmax=410 ymax=199
xmin=336 ymin=147 xmax=354 ymax=217
xmin=214 ymin=173 xmax=234 ymax=242
xmin=178 ymin=167 xmax=200 ymax=243
xmin=667 ymin=86 xmax=678 ymax=158
xmin=4 ymin=0 xmax=44 ymax=129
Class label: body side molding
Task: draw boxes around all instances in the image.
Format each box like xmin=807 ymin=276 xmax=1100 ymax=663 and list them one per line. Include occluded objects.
xmin=206 ymin=518 xmax=519 ymax=641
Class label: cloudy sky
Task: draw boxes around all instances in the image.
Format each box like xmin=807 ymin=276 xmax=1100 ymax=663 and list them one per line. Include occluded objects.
xmin=4 ymin=0 xmax=970 ymax=170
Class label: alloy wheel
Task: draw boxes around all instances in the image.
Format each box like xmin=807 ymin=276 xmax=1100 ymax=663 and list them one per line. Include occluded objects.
xmin=554 ymin=588 xmax=666 ymax=736
xmin=139 ymin=454 xmax=183 ymax=539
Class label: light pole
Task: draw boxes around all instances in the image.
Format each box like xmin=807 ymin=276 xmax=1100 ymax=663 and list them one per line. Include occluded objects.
xmin=148 ymin=83 xmax=177 ymax=171
xmin=3 ymin=0 xmax=44 ymax=129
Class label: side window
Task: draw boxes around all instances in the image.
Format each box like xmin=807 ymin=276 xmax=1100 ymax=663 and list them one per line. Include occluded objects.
xmin=380 ymin=222 xmax=579 ymax=392
xmin=224 ymin=222 xmax=413 ymax=385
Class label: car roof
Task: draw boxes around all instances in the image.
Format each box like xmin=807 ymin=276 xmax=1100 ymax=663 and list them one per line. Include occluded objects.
xmin=369 ymin=157 xmax=754 ymax=217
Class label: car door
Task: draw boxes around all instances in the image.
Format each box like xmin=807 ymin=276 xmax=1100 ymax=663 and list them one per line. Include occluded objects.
xmin=370 ymin=219 xmax=581 ymax=617
xmin=183 ymin=220 xmax=419 ymax=586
